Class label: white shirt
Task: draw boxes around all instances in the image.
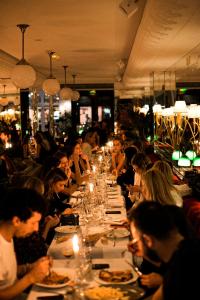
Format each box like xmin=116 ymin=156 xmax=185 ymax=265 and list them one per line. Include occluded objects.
xmin=0 ymin=234 xmax=17 ymax=289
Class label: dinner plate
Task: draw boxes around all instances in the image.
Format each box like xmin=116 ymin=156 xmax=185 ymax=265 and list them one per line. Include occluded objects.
xmin=94 ymin=269 xmax=137 ymax=285
xmin=87 ymin=225 xmax=112 ymax=236
xmin=84 ymin=285 xmax=144 ymax=300
xmin=35 ymin=268 xmax=72 ymax=289
xmin=54 ymin=225 xmax=78 ymax=234
xmin=108 ymin=228 xmax=130 ymax=239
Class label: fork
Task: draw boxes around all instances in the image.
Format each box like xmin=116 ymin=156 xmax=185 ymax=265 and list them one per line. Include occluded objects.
xmin=121 ymin=250 xmax=142 ymax=277
xmin=124 ymin=259 xmax=142 ymax=277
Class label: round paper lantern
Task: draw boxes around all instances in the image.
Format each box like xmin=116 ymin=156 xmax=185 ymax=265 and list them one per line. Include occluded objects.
xmin=72 ymin=90 xmax=80 ymax=101
xmin=60 ymin=87 xmax=73 ymax=100
xmin=42 ymin=78 xmax=60 ymax=96
xmin=11 ymin=64 xmax=36 ymax=89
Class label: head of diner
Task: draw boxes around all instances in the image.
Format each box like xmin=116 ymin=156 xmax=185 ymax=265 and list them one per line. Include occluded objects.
xmin=0 ymin=188 xmax=51 ymax=300
xmin=128 ymin=201 xmax=200 ymax=300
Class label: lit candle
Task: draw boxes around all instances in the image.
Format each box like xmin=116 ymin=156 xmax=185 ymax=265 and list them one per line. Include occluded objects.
xmin=72 ymin=234 xmax=79 ymax=256
xmin=98 ymin=155 xmax=102 ymax=162
xmin=89 ymin=183 xmax=94 ymax=193
xmin=92 ymin=165 xmax=96 ymax=173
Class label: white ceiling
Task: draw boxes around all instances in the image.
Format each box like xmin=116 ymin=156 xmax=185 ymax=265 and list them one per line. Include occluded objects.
xmin=1 ymin=0 xmax=200 ymax=99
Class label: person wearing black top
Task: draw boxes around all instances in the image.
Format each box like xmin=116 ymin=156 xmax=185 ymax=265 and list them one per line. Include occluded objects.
xmin=128 ymin=202 xmax=200 ymax=300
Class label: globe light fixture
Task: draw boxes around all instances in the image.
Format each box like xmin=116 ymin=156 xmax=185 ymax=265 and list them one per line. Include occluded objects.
xmin=192 ymin=156 xmax=200 ymax=167
xmin=172 ymin=150 xmax=183 ymax=161
xmin=11 ymin=24 xmax=36 ymax=89
xmin=71 ymin=74 xmax=80 ymax=101
xmin=60 ymin=66 xmax=73 ymax=100
xmin=42 ymin=51 xmax=60 ymax=95
xmin=186 ymin=150 xmax=197 ymax=160
xmin=178 ymin=155 xmax=191 ymax=167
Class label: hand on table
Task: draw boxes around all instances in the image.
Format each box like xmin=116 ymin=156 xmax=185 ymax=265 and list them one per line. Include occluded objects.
xmin=28 ymin=256 xmax=51 ymax=283
xmin=140 ymin=272 xmax=163 ymax=288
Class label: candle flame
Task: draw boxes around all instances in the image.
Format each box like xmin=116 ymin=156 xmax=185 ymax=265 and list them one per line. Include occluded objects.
xmin=72 ymin=234 xmax=79 ymax=253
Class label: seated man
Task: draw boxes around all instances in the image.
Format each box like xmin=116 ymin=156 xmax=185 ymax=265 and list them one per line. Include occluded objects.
xmin=0 ymin=188 xmax=51 ymax=300
xmin=128 ymin=201 xmax=200 ymax=300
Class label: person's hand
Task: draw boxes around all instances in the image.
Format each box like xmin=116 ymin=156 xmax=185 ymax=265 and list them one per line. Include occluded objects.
xmin=62 ymin=208 xmax=74 ymax=215
xmin=112 ymin=168 xmax=118 ymax=176
xmin=129 ymin=185 xmax=140 ymax=194
xmin=127 ymin=239 xmax=142 ymax=257
xmin=111 ymin=152 xmax=117 ymax=159
xmin=140 ymin=272 xmax=163 ymax=288
xmin=81 ymin=153 xmax=88 ymax=161
xmin=28 ymin=256 xmax=51 ymax=283
xmin=92 ymin=145 xmax=99 ymax=152
xmin=45 ymin=215 xmax=60 ymax=229
xmin=72 ymin=153 xmax=79 ymax=162
xmin=66 ymin=167 xmax=71 ymax=179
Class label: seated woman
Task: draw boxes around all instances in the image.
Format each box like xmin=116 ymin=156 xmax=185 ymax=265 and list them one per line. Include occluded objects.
xmin=81 ymin=131 xmax=99 ymax=160
xmin=153 ymin=160 xmax=183 ymax=205
xmin=66 ymin=141 xmax=91 ymax=185
xmin=141 ymin=168 xmax=183 ymax=207
xmin=44 ymin=168 xmax=72 ymax=244
xmin=110 ymin=137 xmax=125 ymax=176
xmin=117 ymin=146 xmax=138 ymax=210
xmin=128 ymin=152 xmax=151 ymax=205
xmin=44 ymin=168 xmax=71 ymax=216
xmin=53 ymin=150 xmax=78 ymax=195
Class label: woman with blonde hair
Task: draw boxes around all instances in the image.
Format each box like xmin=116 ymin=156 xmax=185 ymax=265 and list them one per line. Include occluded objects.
xmin=153 ymin=160 xmax=173 ymax=186
xmin=141 ymin=168 xmax=183 ymax=207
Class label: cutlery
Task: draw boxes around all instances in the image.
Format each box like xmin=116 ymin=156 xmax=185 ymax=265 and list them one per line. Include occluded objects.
xmin=121 ymin=250 xmax=142 ymax=277
xmin=124 ymin=260 xmax=142 ymax=277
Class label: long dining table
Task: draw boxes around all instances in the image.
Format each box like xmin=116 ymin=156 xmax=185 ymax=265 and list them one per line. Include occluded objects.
xmin=27 ymin=177 xmax=146 ymax=300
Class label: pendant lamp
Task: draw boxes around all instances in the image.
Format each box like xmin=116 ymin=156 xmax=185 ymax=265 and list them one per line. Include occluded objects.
xmin=11 ymin=24 xmax=36 ymax=89
xmin=42 ymin=51 xmax=60 ymax=95
xmin=60 ymin=66 xmax=73 ymax=100
xmin=72 ymin=74 xmax=80 ymax=101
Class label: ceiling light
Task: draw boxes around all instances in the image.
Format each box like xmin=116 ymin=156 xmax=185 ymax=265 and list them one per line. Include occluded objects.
xmin=60 ymin=66 xmax=73 ymax=100
xmin=42 ymin=51 xmax=60 ymax=95
xmin=71 ymin=74 xmax=80 ymax=101
xmin=0 ymin=84 xmax=9 ymax=106
xmin=52 ymin=53 xmax=60 ymax=60
xmin=11 ymin=24 xmax=36 ymax=89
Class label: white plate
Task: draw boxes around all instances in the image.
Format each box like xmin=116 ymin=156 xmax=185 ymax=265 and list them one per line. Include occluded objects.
xmin=71 ymin=191 xmax=82 ymax=197
xmin=54 ymin=226 xmax=78 ymax=234
xmin=87 ymin=226 xmax=112 ymax=236
xmin=35 ymin=268 xmax=73 ymax=289
xmin=108 ymin=228 xmax=130 ymax=238
xmin=94 ymin=269 xmax=137 ymax=285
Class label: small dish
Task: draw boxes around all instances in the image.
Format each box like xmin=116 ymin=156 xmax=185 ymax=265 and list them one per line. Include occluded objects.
xmin=54 ymin=226 xmax=78 ymax=234
xmin=94 ymin=269 xmax=137 ymax=285
xmin=108 ymin=228 xmax=130 ymax=239
xmin=35 ymin=268 xmax=72 ymax=289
